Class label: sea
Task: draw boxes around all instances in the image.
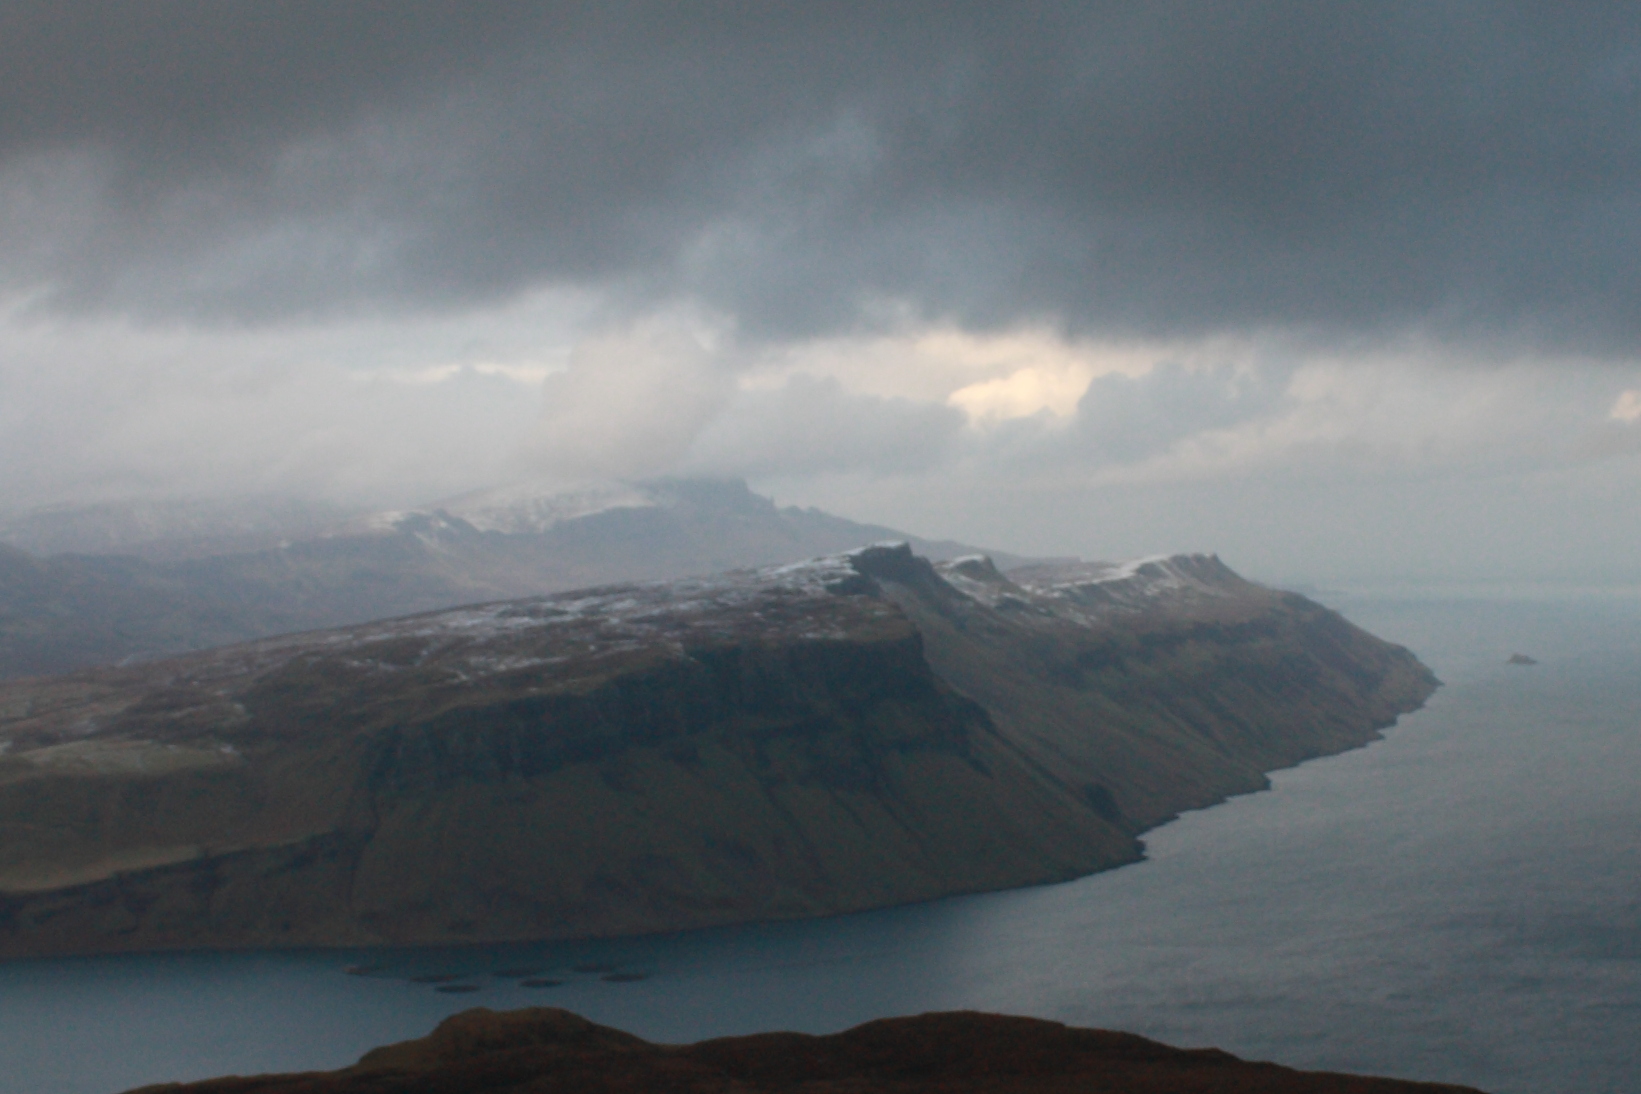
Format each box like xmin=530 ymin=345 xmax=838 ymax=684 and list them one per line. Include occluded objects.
xmin=1 ymin=592 xmax=1637 ymax=1094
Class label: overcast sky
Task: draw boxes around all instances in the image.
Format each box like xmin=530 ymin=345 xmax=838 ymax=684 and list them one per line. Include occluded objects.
xmin=3 ymin=2 xmax=1640 ymax=584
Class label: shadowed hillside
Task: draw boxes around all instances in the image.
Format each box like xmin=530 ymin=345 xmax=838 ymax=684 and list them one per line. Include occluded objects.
xmin=125 ymin=1006 xmax=1489 ymax=1093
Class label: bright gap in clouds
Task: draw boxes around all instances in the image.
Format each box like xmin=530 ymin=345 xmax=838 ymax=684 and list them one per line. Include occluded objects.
xmin=725 ymin=331 xmax=1641 ymax=585
xmin=1612 ymin=390 xmax=1641 ymax=423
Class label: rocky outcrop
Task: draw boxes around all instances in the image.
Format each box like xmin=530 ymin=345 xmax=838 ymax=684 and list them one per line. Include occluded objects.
xmin=123 ymin=1006 xmax=1489 ymax=1093
xmin=0 ymin=546 xmax=1436 ymax=959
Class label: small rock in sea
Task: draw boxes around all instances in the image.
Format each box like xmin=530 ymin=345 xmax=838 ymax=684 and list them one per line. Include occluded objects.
xmin=602 ymin=972 xmax=650 ymax=983
xmin=342 ymin=964 xmax=383 ymax=976
xmin=409 ymin=973 xmax=462 ymax=984
xmin=1508 ymin=653 xmax=1539 ymax=665
xmin=519 ymin=978 xmax=564 ymax=988
xmin=434 ymin=984 xmax=481 ymax=994
xmin=492 ymin=968 xmax=543 ymax=978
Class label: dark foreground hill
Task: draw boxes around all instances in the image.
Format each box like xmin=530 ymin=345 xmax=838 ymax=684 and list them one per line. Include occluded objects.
xmin=0 ymin=544 xmax=1435 ymax=959
xmin=126 ymin=1006 xmax=1488 ymax=1094
xmin=0 ymin=479 xmax=1020 ymax=680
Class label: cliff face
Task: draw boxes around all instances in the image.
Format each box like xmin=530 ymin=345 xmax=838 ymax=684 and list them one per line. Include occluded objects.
xmin=0 ymin=546 xmax=1435 ymax=959
xmin=878 ymin=552 xmax=1436 ymax=832
xmin=124 ymin=1006 xmax=1490 ymax=1094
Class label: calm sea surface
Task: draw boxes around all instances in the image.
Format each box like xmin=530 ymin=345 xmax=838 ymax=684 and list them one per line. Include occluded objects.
xmin=2 ymin=594 xmax=1638 ymax=1094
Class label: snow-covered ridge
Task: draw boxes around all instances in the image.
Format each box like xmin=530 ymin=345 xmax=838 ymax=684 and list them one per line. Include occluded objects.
xmin=296 ymin=546 xmax=1248 ymax=665
xmin=348 ymin=481 xmax=659 ymax=538
xmin=1012 ymin=553 xmax=1262 ymax=623
xmin=430 ymin=481 xmax=660 ymax=535
xmin=0 ymin=549 xmax=911 ymax=748
xmin=0 ymin=545 xmax=1269 ymax=750
xmin=937 ymin=551 xmax=1261 ymax=624
xmin=1014 ymin=553 xmax=1243 ymax=596
xmin=352 ymin=478 xmax=787 ymax=538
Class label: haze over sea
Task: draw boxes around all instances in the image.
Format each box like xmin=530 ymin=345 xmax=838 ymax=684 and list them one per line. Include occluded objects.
xmin=1 ymin=593 xmax=1636 ymax=1094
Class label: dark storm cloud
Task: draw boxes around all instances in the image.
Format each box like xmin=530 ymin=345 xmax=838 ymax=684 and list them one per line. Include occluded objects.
xmin=5 ymin=2 xmax=1641 ymax=347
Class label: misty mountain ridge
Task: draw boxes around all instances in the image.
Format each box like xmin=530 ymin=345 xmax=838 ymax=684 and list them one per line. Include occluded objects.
xmin=0 ymin=479 xmax=1023 ymax=564
xmin=0 ymin=479 xmax=1032 ymax=681
xmin=0 ymin=495 xmax=363 ymax=563
xmin=359 ymin=480 xmax=695 ymax=539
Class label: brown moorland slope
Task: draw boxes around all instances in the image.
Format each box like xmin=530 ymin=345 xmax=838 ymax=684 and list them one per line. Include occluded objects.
xmin=125 ymin=1007 xmax=1489 ymax=1094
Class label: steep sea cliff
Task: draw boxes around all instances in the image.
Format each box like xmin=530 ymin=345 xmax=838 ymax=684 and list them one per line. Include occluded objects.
xmin=0 ymin=545 xmax=1435 ymax=959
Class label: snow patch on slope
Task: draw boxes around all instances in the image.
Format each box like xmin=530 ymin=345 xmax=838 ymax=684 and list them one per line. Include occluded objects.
xmin=1001 ymin=553 xmax=1258 ymax=624
xmin=169 ymin=549 xmax=890 ymax=690
xmin=435 ymin=481 xmax=660 ymax=534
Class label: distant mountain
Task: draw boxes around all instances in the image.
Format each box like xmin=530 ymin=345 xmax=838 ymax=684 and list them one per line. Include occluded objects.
xmin=0 ymin=545 xmax=1436 ymax=958
xmin=0 ymin=479 xmax=1026 ymax=680
xmin=0 ymin=496 xmax=361 ymax=561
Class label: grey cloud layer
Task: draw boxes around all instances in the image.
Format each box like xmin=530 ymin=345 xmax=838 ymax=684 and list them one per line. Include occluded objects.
xmin=5 ymin=2 xmax=1641 ymax=347
xmin=685 ymin=376 xmax=966 ymax=478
